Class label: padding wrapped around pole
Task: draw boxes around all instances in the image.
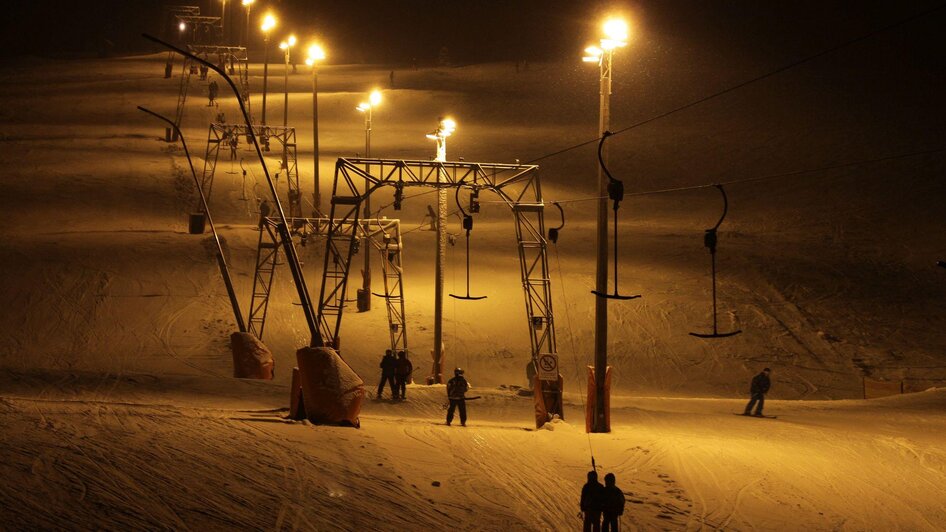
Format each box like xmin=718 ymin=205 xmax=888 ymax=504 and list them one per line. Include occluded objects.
xmin=230 ymin=332 xmax=275 ymax=379
xmin=296 ymin=346 xmax=365 ymax=427
xmin=534 ymin=373 xmax=564 ymax=429
xmin=585 ymin=365 xmax=611 ymax=433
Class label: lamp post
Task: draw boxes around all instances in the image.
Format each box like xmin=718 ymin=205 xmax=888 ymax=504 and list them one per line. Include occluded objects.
xmin=260 ymin=13 xmax=276 ymax=129
xmin=355 ymin=90 xmax=382 ymax=311
xmin=279 ymin=34 xmax=296 ymax=128
xmin=583 ymin=17 xmax=628 ymax=433
xmin=219 ymin=0 xmax=226 ymax=42
xmin=306 ymin=44 xmax=326 ymax=215
xmin=426 ymin=117 xmax=457 ymax=383
xmin=241 ymin=0 xmax=255 ymax=48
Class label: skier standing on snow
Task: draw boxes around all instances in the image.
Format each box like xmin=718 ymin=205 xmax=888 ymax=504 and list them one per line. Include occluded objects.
xmin=446 ymin=367 xmax=469 ymax=426
xmin=395 ymin=350 xmax=412 ymax=400
xmin=601 ymin=473 xmax=626 ymax=532
xmin=377 ymin=349 xmax=398 ymax=400
xmin=743 ymin=367 xmax=772 ymax=416
xmin=208 ymin=79 xmax=218 ymax=107
xmin=580 ymin=470 xmax=604 ymax=532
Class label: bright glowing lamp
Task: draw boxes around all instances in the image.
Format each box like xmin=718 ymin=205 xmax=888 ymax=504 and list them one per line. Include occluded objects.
xmin=307 ymin=44 xmax=325 ymax=61
xmin=261 ymin=13 xmax=276 ymax=32
xmin=356 ymin=103 xmax=370 ymax=112
xmin=242 ymin=0 xmax=254 ymax=6
xmin=583 ymin=45 xmax=602 ymax=62
xmin=179 ymin=22 xmax=186 ymax=32
xmin=369 ymin=90 xmax=382 ymax=106
xmin=441 ymin=118 xmax=456 ymax=135
xmin=603 ymin=18 xmax=629 ymax=42
xmin=288 ymin=34 xmax=297 ymax=47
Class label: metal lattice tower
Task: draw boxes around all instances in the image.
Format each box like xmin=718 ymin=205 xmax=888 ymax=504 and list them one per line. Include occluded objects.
xmin=249 ymin=217 xmax=408 ymax=354
xmin=171 ymin=46 xmax=251 ymax=140
xmin=174 ymin=15 xmax=222 ymax=45
xmin=323 ymin=157 xmax=556 ymax=368
xmin=198 ymin=123 xmax=300 ymax=218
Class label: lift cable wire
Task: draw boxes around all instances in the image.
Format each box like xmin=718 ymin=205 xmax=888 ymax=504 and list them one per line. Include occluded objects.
xmin=522 ymin=1 xmax=946 ymax=167
xmin=478 ymin=143 xmax=946 ymax=207
xmin=548 ymin=208 xmax=597 ymax=470
xmin=623 ymin=144 xmax=946 ymax=199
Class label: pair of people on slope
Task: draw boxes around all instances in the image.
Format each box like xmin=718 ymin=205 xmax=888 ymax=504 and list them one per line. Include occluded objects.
xmin=377 ymin=350 xmax=413 ymax=400
xmin=581 ymin=471 xmax=626 ymax=532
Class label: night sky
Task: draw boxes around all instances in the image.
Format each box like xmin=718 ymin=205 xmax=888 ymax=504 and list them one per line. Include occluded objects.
xmin=3 ymin=1 xmax=943 ymax=66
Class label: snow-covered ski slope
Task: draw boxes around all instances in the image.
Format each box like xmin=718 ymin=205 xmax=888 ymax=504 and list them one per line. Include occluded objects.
xmin=1 ymin=4 xmax=945 ymax=527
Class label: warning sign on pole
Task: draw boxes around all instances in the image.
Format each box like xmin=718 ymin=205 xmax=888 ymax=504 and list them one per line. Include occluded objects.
xmin=537 ymin=353 xmax=559 ymax=381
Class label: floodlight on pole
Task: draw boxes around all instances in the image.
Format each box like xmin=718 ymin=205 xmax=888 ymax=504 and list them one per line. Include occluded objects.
xmin=280 ymin=33 xmax=296 ymax=177
xmin=179 ymin=22 xmax=187 ymax=32
xmin=355 ymin=88 xmax=383 ymax=311
xmin=220 ymin=0 xmax=228 ymax=42
xmin=428 ymin=115 xmax=456 ymax=381
xmin=260 ymin=13 xmax=277 ymax=129
xmin=241 ymin=0 xmax=255 ymax=47
xmin=307 ymin=42 xmax=325 ymax=214
xmin=584 ymin=16 xmax=629 ymax=434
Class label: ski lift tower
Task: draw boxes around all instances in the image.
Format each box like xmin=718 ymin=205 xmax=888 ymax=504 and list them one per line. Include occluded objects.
xmin=320 ymin=157 xmax=560 ymax=414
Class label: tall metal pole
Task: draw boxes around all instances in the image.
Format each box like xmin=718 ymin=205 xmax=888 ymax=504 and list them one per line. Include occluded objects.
xmin=243 ymin=4 xmax=251 ymax=48
xmin=311 ymin=63 xmax=320 ymax=214
xmin=261 ymin=33 xmax=270 ymax=126
xmin=283 ymin=46 xmax=290 ymax=127
xmin=220 ymin=0 xmax=227 ymax=42
xmin=361 ymin=106 xmax=372 ymax=310
xmin=433 ymin=134 xmax=447 ymax=383
xmin=593 ymin=49 xmax=613 ymax=433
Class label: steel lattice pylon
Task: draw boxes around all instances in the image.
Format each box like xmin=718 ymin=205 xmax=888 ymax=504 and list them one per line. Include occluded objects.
xmin=198 ymin=123 xmax=301 ymax=218
xmin=322 ymin=157 xmax=556 ymax=369
xmin=249 ymin=217 xmax=408 ymax=354
xmin=171 ymin=45 xmax=251 ymax=140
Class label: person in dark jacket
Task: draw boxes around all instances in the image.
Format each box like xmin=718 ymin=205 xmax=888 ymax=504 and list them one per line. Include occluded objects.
xmin=394 ymin=350 xmax=412 ymax=400
xmin=376 ymin=349 xmax=397 ymax=400
xmin=208 ymin=79 xmax=218 ymax=106
xmin=580 ymin=470 xmax=604 ymax=532
xmin=446 ymin=368 xmax=469 ymax=426
xmin=601 ymin=473 xmax=625 ymax=532
xmin=743 ymin=367 xmax=772 ymax=416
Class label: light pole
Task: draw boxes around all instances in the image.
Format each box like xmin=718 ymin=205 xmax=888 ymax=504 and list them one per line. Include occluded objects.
xmin=241 ymin=0 xmax=255 ymax=48
xmin=260 ymin=13 xmax=276 ymax=129
xmin=220 ymin=0 xmax=227 ymax=42
xmin=426 ymin=117 xmax=457 ymax=383
xmin=306 ymin=43 xmax=326 ymax=215
xmin=583 ymin=17 xmax=628 ymax=433
xmin=279 ymin=34 xmax=296 ymax=128
xmin=356 ymin=89 xmax=382 ymax=311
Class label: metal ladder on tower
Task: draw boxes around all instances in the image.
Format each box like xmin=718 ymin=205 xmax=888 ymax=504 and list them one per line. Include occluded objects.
xmin=247 ymin=220 xmax=281 ymax=339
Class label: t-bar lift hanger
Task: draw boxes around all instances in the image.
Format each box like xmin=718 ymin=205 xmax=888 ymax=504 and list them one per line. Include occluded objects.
xmin=689 ymin=184 xmax=742 ymax=339
xmin=591 ymin=131 xmax=641 ymax=300
xmin=449 ymin=180 xmax=487 ymax=301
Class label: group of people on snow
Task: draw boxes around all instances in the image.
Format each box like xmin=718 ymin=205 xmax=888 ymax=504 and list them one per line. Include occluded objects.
xmin=581 ymin=470 xmax=626 ymax=532
xmin=376 ymin=351 xmax=474 ymax=427
xmin=376 ymin=349 xmax=413 ymax=401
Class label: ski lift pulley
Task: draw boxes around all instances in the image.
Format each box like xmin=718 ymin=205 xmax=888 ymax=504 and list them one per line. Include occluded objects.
xmin=393 ymin=180 xmax=404 ymax=210
xmin=689 ymin=184 xmax=742 ymax=339
xmin=548 ymin=202 xmax=565 ymax=244
xmin=449 ymin=181 xmax=487 ymax=301
xmin=591 ymin=131 xmax=640 ymax=300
